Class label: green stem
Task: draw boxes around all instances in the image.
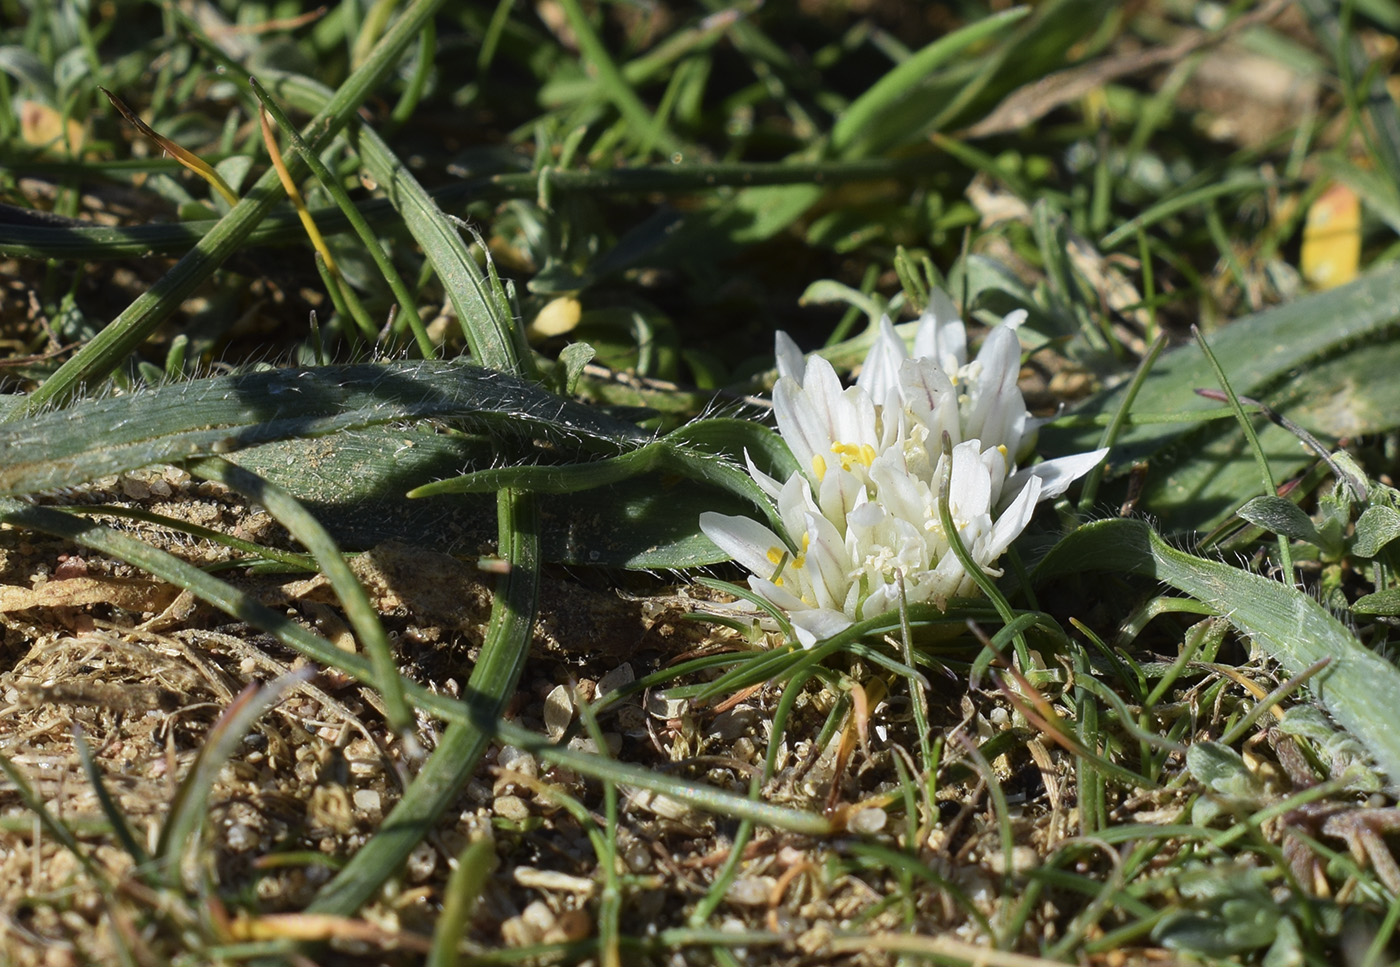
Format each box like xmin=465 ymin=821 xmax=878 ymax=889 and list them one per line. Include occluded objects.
xmin=308 ymin=488 xmax=539 ymax=915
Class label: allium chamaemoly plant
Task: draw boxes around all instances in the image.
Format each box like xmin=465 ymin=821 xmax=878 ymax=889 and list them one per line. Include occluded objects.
xmin=701 ymin=290 xmax=1108 ymax=647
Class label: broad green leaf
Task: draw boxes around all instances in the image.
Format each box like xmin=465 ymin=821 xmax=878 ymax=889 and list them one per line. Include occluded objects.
xmin=1042 ymin=264 xmax=1400 ymax=530
xmin=1236 ymin=496 xmax=1319 ymax=545
xmin=1351 ymin=589 xmax=1400 ymax=616
xmin=1352 ymin=504 xmax=1400 ymax=558
xmin=0 ymin=363 xmax=747 ymax=568
xmin=234 ymin=425 xmax=749 ymax=568
xmin=0 ymin=361 xmax=645 ymax=498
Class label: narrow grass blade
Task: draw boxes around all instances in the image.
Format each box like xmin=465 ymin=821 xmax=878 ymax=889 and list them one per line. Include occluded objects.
xmin=18 ymin=0 xmax=446 ymax=412
xmin=249 ymin=76 xmax=434 ymax=357
xmin=554 ymin=0 xmax=676 ymax=156
xmin=257 ymin=107 xmax=338 ymax=274
xmin=1036 ymin=517 xmax=1400 ymax=788
xmin=101 ymin=87 xmax=238 ymax=205
xmin=0 ymin=156 xmax=939 ymax=260
xmin=155 ymin=669 xmax=312 ymax=886
xmin=831 ymin=6 xmax=1030 ymax=156
xmin=309 ymin=487 xmax=539 ymax=915
xmin=186 ymin=456 xmax=412 ymax=735
xmin=427 ymin=837 xmax=494 ymax=967
xmin=408 ymin=421 xmax=783 ymax=535
xmin=72 ymin=727 xmax=150 ymax=870
xmin=1192 ymin=326 xmax=1292 ymax=578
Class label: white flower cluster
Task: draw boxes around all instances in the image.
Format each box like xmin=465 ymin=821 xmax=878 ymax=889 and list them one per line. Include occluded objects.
xmin=701 ymin=291 xmax=1107 ymax=648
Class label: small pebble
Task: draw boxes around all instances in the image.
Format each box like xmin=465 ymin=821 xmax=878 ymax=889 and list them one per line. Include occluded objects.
xmin=985 ymin=845 xmax=1038 ymax=875
xmin=493 ymin=795 xmax=531 ymax=822
xmin=406 ymin=842 xmax=438 ymax=883
xmin=544 ymin=685 xmax=573 ymax=739
xmin=514 ymin=866 xmax=597 ymax=895
xmin=596 ymin=663 xmax=634 ymax=696
xmin=497 ymin=745 xmax=538 ymax=779
xmin=848 ymin=806 xmax=887 ymax=834
xmin=727 ymin=876 xmax=775 ymax=906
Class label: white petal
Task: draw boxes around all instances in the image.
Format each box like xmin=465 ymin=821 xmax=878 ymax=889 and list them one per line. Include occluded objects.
xmin=963 ymin=325 xmax=1025 ymax=450
xmin=983 ymin=473 xmax=1042 ymax=561
xmin=700 ymin=512 xmax=789 ymax=579
xmin=1000 ymin=447 xmax=1108 ymax=509
xmin=775 ymin=330 xmax=806 ymax=384
xmin=773 ymin=378 xmax=827 ymax=479
xmin=743 ymin=450 xmax=785 ymax=502
xmin=913 ymin=289 xmax=967 ymax=374
xmin=817 ymin=465 xmax=865 ymax=529
xmin=869 ymin=458 xmax=927 ymax=530
xmin=896 ymin=358 xmax=957 ymax=435
xmin=789 ymin=608 xmax=856 ymax=648
xmin=804 ymin=511 xmax=851 ymax=610
xmin=777 ymin=476 xmax=817 ymax=547
xmin=848 ymin=499 xmax=884 ymax=529
xmin=947 ymin=440 xmax=993 ymax=521
xmin=748 ymin=575 xmax=808 ymax=613
xmin=919 ymin=552 xmax=970 ymax=609
xmin=856 ymin=315 xmax=908 ymax=399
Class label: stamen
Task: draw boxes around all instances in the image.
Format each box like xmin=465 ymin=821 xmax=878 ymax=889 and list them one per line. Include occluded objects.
xmin=830 ymin=441 xmax=876 ymax=470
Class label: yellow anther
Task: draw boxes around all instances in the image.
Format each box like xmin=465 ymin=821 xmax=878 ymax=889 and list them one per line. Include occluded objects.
xmin=830 ymin=441 xmax=876 ymax=470
xmin=812 ymin=453 xmax=827 ymax=481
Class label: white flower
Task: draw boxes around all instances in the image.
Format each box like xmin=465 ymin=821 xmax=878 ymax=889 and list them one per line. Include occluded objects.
xmin=701 ymin=293 xmax=1108 ymax=648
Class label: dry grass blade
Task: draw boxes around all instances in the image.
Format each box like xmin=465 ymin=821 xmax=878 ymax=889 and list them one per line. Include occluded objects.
xmin=257 ymin=108 xmax=337 ymax=273
xmin=99 ymin=87 xmax=239 ymax=206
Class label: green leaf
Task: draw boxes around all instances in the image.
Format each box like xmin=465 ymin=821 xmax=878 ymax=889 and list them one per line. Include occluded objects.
xmin=557 ymin=341 xmax=596 ymax=396
xmin=1352 ymin=504 xmax=1400 ymax=557
xmin=1235 ymin=496 xmax=1320 ymax=545
xmin=230 ymin=425 xmax=742 ymax=569
xmin=1186 ymin=741 xmax=1262 ymax=801
xmin=1037 ymin=518 xmax=1400 ymax=788
xmin=798 ymin=280 xmax=885 ymax=324
xmin=1351 ymin=588 xmax=1400 ymax=616
xmin=830 ymin=7 xmax=1031 ymax=157
xmin=1042 ymin=265 xmax=1400 ymax=530
xmin=0 ymin=361 xmax=644 ymax=498
xmin=0 ymin=45 xmax=57 ymax=102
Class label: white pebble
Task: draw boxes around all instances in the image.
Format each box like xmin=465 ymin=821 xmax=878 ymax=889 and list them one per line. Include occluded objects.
xmin=544 ymin=685 xmax=574 ymax=739
xmin=727 ymin=876 xmax=775 ymax=906
xmin=597 ymin=663 xmax=634 ymax=696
